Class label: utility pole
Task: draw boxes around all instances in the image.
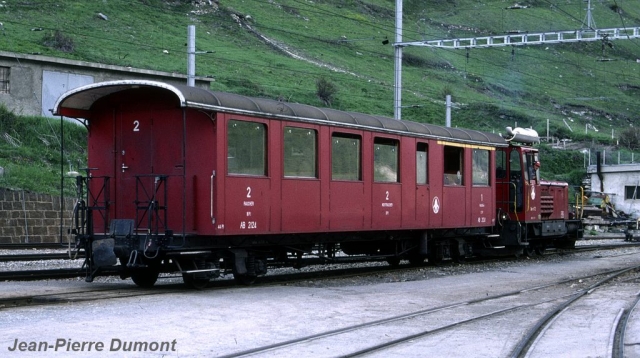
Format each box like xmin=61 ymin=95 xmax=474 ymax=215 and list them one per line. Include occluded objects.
xmin=393 ymin=0 xmax=403 ymax=120
xmin=187 ymin=25 xmax=195 ymax=87
xmin=445 ymin=95 xmax=451 ymax=127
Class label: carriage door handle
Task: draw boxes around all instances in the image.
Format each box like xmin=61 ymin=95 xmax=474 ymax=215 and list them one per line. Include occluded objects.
xmin=121 ymin=163 xmax=129 ymax=172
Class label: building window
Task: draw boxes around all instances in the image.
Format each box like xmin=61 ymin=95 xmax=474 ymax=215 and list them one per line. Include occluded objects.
xmin=373 ymin=137 xmax=399 ymax=183
xmin=0 ymin=67 xmax=9 ymax=93
xmin=331 ymin=133 xmax=361 ymax=181
xmin=416 ymin=143 xmax=428 ymax=185
xmin=284 ymin=126 xmax=317 ymax=178
xmin=625 ymin=185 xmax=640 ymax=200
xmin=227 ymin=120 xmax=267 ymax=176
xmin=444 ymin=146 xmax=463 ymax=185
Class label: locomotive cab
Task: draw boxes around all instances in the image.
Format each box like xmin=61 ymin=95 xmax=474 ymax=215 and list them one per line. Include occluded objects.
xmin=494 ymin=127 xmax=582 ymax=254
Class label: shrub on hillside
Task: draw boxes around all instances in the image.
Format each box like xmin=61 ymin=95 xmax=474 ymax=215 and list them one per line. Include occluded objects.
xmin=42 ymin=30 xmax=75 ymax=53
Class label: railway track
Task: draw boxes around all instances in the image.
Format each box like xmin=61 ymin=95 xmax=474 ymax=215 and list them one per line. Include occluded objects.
xmin=0 ymin=242 xmax=639 ymax=356
xmin=0 ymin=241 xmax=639 ymax=284
xmin=0 ymin=243 xmax=76 ymax=250
xmin=510 ymin=267 xmax=640 ymax=358
xmin=0 ymin=252 xmax=84 ymax=262
xmin=213 ymin=265 xmax=640 ymax=358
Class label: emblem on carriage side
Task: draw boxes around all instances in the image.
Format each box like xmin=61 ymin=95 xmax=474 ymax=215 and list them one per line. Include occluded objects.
xmin=432 ymin=196 xmax=440 ymax=214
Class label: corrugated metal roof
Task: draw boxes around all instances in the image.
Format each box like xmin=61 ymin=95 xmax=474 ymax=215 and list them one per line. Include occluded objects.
xmin=54 ymin=80 xmax=507 ymax=147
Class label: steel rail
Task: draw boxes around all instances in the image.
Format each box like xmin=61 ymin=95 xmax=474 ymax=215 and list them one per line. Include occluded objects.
xmin=509 ymin=265 xmax=640 ymax=358
xmin=218 ymin=266 xmax=638 ymax=358
xmin=613 ymin=289 xmax=640 ymax=358
xmin=0 ymin=252 xmax=84 ymax=262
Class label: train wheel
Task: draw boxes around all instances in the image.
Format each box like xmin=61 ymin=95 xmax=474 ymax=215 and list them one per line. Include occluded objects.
xmin=428 ymin=245 xmax=443 ymax=266
xmin=386 ymin=257 xmax=401 ymax=267
xmin=182 ymin=273 xmax=209 ymax=289
xmin=234 ymin=273 xmax=257 ymax=285
xmin=523 ymin=246 xmax=535 ymax=257
xmin=180 ymin=258 xmax=213 ymax=289
xmin=513 ymin=249 xmax=523 ymax=259
xmin=408 ymin=256 xmax=425 ymax=266
xmin=451 ymin=242 xmax=465 ymax=264
xmin=535 ymin=247 xmax=545 ymax=256
xmin=130 ymin=267 xmax=160 ymax=288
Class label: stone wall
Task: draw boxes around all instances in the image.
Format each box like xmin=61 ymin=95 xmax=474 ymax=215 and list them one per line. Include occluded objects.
xmin=0 ymin=188 xmax=74 ymax=244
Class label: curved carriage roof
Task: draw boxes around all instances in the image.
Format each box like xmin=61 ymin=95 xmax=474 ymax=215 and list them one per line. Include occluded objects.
xmin=53 ymin=80 xmax=507 ymax=147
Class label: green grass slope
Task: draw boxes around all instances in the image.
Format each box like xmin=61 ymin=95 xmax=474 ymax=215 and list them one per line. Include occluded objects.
xmin=0 ymin=106 xmax=86 ymax=195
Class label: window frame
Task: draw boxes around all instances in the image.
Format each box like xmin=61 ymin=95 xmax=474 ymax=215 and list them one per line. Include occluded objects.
xmin=0 ymin=67 xmax=9 ymax=94
xmin=416 ymin=142 xmax=428 ymax=185
xmin=226 ymin=119 xmax=268 ymax=177
xmin=283 ymin=126 xmax=318 ymax=179
xmin=625 ymin=185 xmax=640 ymax=200
xmin=443 ymin=145 xmax=464 ymax=186
xmin=472 ymin=148 xmax=490 ymax=186
xmin=331 ymin=132 xmax=362 ymax=181
xmin=373 ymin=136 xmax=400 ymax=183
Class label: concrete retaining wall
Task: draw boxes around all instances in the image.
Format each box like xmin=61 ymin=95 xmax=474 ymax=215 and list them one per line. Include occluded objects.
xmin=0 ymin=188 xmax=74 ymax=244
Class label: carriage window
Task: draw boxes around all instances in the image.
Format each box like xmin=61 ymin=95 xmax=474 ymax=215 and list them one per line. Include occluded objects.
xmin=444 ymin=146 xmax=463 ymax=185
xmin=496 ymin=150 xmax=507 ymax=179
xmin=227 ymin=120 xmax=267 ymax=176
xmin=374 ymin=138 xmax=399 ymax=183
xmin=472 ymin=149 xmax=489 ymax=186
xmin=284 ymin=127 xmax=317 ymax=178
xmin=417 ymin=143 xmax=428 ymax=184
xmin=332 ymin=133 xmax=361 ymax=181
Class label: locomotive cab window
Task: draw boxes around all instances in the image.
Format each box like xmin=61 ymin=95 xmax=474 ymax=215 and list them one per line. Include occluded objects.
xmin=509 ymin=149 xmax=522 ymax=179
xmin=373 ymin=137 xmax=399 ymax=183
xmin=524 ymin=152 xmax=540 ymax=182
xmin=227 ymin=120 xmax=267 ymax=176
xmin=284 ymin=127 xmax=317 ymax=178
xmin=496 ymin=150 xmax=507 ymax=180
xmin=472 ymin=149 xmax=490 ymax=186
xmin=332 ymin=133 xmax=361 ymax=181
xmin=444 ymin=146 xmax=463 ymax=185
xmin=417 ymin=143 xmax=428 ymax=185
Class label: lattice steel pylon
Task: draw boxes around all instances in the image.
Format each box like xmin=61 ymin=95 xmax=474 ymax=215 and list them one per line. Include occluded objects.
xmin=583 ymin=0 xmax=597 ymax=30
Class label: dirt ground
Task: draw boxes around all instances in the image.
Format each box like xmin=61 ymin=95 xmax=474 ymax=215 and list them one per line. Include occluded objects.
xmin=1 ymin=246 xmax=640 ymax=357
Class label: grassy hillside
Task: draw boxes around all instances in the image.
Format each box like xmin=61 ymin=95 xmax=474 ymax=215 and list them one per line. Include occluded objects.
xmin=1 ymin=0 xmax=640 ymax=192
xmin=0 ymin=106 xmax=86 ymax=195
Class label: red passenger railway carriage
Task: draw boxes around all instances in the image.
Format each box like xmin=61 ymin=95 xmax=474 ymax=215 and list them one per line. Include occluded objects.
xmin=54 ymin=80 xmax=581 ymax=287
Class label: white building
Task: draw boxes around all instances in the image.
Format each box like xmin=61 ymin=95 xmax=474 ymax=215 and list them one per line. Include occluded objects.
xmin=587 ymin=163 xmax=640 ymax=218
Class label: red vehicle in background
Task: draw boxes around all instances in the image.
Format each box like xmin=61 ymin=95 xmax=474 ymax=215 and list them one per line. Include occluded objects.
xmin=54 ymin=80 xmax=582 ymax=287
